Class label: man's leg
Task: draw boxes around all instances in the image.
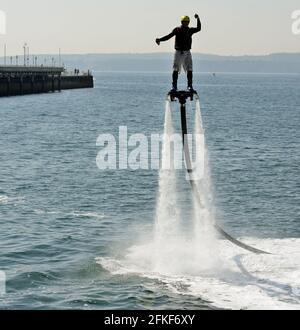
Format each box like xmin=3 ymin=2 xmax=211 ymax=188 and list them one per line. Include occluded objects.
xmin=185 ymin=51 xmax=194 ymax=90
xmin=172 ymin=70 xmax=178 ymax=90
xmin=187 ymin=71 xmax=193 ymax=89
xmin=172 ymin=51 xmax=181 ymax=91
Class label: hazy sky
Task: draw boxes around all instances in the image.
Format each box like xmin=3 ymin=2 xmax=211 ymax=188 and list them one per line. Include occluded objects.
xmin=0 ymin=0 xmax=299 ymax=56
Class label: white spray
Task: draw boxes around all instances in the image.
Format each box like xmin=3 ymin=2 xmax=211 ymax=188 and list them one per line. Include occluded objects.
xmin=104 ymin=98 xmax=220 ymax=276
xmin=153 ymin=101 xmax=181 ymax=273
xmin=155 ymin=101 xmax=180 ymax=239
xmin=151 ymin=98 xmax=219 ymax=275
xmin=191 ymin=99 xmax=219 ymax=267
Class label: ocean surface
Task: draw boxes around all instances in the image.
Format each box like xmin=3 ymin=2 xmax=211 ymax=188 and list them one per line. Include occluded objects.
xmin=0 ymin=72 xmax=299 ymax=310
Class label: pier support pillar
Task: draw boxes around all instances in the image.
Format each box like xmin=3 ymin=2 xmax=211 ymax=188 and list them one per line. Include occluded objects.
xmin=51 ymin=75 xmax=55 ymax=92
xmin=6 ymin=76 xmax=10 ymax=96
xmin=42 ymin=76 xmax=45 ymax=93
xmin=31 ymin=76 xmax=35 ymax=93
xmin=58 ymin=74 xmax=61 ymax=92
xmin=20 ymin=76 xmax=23 ymax=95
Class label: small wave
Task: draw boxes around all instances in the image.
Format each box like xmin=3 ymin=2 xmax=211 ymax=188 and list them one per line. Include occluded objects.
xmin=34 ymin=209 xmax=60 ymax=215
xmin=34 ymin=209 xmax=105 ymax=219
xmin=0 ymin=195 xmax=9 ymax=204
xmin=96 ymin=257 xmax=129 ymax=276
xmin=0 ymin=195 xmax=25 ymax=205
xmin=71 ymin=211 xmax=105 ymax=219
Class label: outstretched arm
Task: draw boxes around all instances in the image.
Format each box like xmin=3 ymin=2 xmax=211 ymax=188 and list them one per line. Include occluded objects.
xmin=156 ymin=30 xmax=176 ymax=45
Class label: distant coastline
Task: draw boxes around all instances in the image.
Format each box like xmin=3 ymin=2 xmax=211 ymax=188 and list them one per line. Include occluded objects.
xmin=1 ymin=53 xmax=300 ymax=73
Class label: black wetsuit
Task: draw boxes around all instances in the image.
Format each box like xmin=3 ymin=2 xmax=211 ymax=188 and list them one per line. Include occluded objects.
xmin=159 ymin=18 xmax=201 ymax=51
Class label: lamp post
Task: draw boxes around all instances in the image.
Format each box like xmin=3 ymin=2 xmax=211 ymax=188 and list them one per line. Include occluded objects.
xmin=23 ymin=43 xmax=27 ymax=66
xmin=27 ymin=46 xmax=30 ymax=66
xmin=4 ymin=44 xmax=6 ymax=66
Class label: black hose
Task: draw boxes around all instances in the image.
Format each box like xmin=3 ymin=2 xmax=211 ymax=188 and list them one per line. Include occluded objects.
xmin=178 ymin=98 xmax=271 ymax=255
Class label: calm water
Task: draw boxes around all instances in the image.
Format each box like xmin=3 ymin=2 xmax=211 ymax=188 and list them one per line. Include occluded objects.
xmin=0 ymin=72 xmax=299 ymax=309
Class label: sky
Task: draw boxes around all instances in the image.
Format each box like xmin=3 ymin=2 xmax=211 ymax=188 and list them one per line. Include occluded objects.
xmin=0 ymin=0 xmax=299 ymax=56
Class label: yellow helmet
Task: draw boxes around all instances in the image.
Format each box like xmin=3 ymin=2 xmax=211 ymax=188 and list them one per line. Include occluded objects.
xmin=181 ymin=15 xmax=190 ymax=23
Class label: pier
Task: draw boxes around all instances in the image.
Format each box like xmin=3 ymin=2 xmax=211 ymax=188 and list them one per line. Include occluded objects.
xmin=0 ymin=66 xmax=94 ymax=97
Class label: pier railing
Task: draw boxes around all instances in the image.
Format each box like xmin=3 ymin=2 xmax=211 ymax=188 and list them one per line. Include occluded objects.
xmin=0 ymin=66 xmax=64 ymax=76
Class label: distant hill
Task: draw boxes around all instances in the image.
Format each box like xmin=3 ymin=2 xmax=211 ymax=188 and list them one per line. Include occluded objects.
xmin=2 ymin=53 xmax=300 ymax=73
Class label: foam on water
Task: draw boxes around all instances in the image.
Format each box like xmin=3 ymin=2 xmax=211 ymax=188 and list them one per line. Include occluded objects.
xmin=97 ymin=238 xmax=300 ymax=309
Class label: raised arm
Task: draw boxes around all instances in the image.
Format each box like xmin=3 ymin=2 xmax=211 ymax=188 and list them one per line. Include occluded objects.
xmin=156 ymin=29 xmax=176 ymax=45
xmin=191 ymin=14 xmax=201 ymax=34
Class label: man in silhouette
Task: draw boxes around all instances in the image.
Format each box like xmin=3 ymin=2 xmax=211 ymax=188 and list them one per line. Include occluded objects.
xmin=156 ymin=14 xmax=201 ymax=92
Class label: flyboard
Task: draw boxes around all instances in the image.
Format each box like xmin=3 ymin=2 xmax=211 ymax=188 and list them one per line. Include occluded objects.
xmin=167 ymin=89 xmax=270 ymax=255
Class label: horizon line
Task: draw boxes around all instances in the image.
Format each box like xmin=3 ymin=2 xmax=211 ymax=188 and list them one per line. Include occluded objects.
xmin=1 ymin=51 xmax=300 ymax=58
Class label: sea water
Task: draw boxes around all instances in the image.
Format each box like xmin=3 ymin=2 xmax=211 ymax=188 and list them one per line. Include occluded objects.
xmin=0 ymin=72 xmax=299 ymax=309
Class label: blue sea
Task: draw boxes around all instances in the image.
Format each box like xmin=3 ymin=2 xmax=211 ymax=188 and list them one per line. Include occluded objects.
xmin=0 ymin=72 xmax=299 ymax=310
